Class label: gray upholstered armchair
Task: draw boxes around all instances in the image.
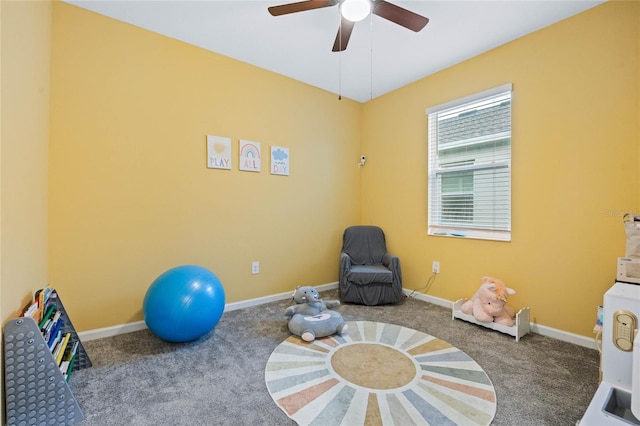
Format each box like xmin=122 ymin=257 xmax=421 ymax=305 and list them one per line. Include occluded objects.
xmin=339 ymin=226 xmax=402 ymax=305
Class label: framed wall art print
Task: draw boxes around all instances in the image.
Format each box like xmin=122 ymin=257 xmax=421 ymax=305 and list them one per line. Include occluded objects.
xmin=271 ymin=146 xmax=289 ymax=176
xmin=206 ymin=135 xmax=232 ymax=170
xmin=239 ymin=140 xmax=261 ymax=172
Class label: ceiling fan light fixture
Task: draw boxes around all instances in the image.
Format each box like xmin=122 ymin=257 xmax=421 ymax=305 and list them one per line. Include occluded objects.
xmin=340 ymin=0 xmax=371 ymax=22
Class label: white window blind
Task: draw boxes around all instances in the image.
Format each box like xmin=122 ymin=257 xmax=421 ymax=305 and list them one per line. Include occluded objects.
xmin=426 ymin=84 xmax=512 ymax=241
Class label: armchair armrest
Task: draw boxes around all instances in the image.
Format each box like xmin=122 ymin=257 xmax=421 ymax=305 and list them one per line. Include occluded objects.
xmin=383 ymin=253 xmax=402 ymax=285
xmin=340 ymin=252 xmax=352 ymax=269
xmin=382 ymin=253 xmax=400 ymax=270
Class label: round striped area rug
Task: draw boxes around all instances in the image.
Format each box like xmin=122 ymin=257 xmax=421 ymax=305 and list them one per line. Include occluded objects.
xmin=265 ymin=321 xmax=496 ymax=426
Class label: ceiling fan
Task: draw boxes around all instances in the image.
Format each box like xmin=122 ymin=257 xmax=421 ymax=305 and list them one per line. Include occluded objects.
xmin=268 ymin=0 xmax=429 ymax=52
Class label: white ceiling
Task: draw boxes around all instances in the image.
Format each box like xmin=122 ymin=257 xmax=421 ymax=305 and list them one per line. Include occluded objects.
xmin=63 ymin=0 xmax=604 ymax=103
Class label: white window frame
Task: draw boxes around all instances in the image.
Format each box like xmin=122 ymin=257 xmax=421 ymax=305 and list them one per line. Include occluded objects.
xmin=426 ymin=84 xmax=512 ymax=242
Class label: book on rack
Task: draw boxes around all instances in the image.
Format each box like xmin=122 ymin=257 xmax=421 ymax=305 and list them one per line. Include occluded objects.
xmin=54 ymin=333 xmax=71 ymax=366
xmin=34 ymin=284 xmax=53 ymax=322
xmin=44 ymin=311 xmax=63 ymax=347
xmin=22 ymin=284 xmax=53 ymax=321
xmin=64 ymin=356 xmax=77 ymax=382
xmin=60 ymin=360 xmax=71 ymax=377
xmin=61 ymin=341 xmax=79 ymax=381
xmin=38 ymin=303 xmax=56 ymax=330
xmin=22 ymin=300 xmax=39 ymax=320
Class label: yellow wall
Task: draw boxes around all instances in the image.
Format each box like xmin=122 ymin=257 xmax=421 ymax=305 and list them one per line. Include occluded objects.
xmin=1 ymin=0 xmax=52 ymax=420
xmin=362 ymin=0 xmax=640 ymax=337
xmin=1 ymin=0 xmax=52 ymax=319
xmin=3 ymin=0 xmax=638 ymax=343
xmin=48 ymin=3 xmax=362 ymax=331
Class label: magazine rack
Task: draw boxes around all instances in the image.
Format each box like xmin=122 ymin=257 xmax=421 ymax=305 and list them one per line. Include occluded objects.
xmin=3 ymin=291 xmax=91 ymax=425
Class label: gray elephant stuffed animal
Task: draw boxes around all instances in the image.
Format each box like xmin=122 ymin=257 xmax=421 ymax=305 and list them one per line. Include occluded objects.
xmin=285 ymin=286 xmax=348 ymax=342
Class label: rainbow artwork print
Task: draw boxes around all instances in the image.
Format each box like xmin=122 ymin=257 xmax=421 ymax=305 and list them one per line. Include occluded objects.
xmin=239 ymin=140 xmax=261 ymax=172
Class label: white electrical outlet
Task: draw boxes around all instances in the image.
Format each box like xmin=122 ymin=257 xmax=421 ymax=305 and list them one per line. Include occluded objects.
xmin=252 ymin=261 xmax=259 ymax=275
xmin=432 ymin=261 xmax=440 ymax=274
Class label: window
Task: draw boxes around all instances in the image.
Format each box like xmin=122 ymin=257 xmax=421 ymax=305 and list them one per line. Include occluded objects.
xmin=427 ymin=84 xmax=512 ymax=241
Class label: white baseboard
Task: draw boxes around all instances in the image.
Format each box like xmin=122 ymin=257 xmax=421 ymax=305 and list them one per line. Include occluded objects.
xmin=79 ymin=283 xmax=595 ymax=350
xmin=528 ymin=323 xmax=596 ymax=349
xmin=77 ymin=320 xmax=147 ymax=341
xmin=404 ymin=289 xmax=452 ymax=308
xmin=224 ymin=282 xmax=339 ymax=312
xmin=78 ymin=282 xmax=339 ymax=341
xmin=404 ymin=289 xmax=597 ymax=350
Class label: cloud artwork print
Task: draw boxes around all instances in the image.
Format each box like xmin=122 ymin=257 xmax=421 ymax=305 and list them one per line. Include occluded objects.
xmin=271 ymin=146 xmax=289 ymax=176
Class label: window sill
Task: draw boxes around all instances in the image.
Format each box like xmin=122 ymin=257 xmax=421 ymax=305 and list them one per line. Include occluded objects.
xmin=429 ymin=228 xmax=511 ymax=242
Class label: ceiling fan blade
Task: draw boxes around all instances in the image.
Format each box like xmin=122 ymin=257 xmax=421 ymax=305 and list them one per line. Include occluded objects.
xmin=332 ymin=18 xmax=355 ymax=52
xmin=372 ymin=0 xmax=429 ymax=32
xmin=268 ymin=0 xmax=337 ymax=16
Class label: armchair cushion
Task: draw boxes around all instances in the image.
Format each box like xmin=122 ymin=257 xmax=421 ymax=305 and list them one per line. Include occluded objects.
xmin=346 ymin=264 xmax=393 ymax=285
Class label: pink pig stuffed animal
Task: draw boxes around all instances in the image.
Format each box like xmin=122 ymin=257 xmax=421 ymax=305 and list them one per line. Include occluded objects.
xmin=461 ymin=276 xmax=516 ymax=326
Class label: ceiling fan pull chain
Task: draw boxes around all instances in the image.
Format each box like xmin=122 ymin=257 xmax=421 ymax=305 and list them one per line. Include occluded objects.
xmin=338 ymin=10 xmax=342 ymax=100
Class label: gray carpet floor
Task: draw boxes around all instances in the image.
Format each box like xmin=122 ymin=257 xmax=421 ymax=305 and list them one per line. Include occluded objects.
xmin=70 ymin=289 xmax=600 ymax=425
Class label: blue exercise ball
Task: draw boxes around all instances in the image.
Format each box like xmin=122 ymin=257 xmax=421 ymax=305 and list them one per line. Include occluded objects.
xmin=143 ymin=265 xmax=225 ymax=343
